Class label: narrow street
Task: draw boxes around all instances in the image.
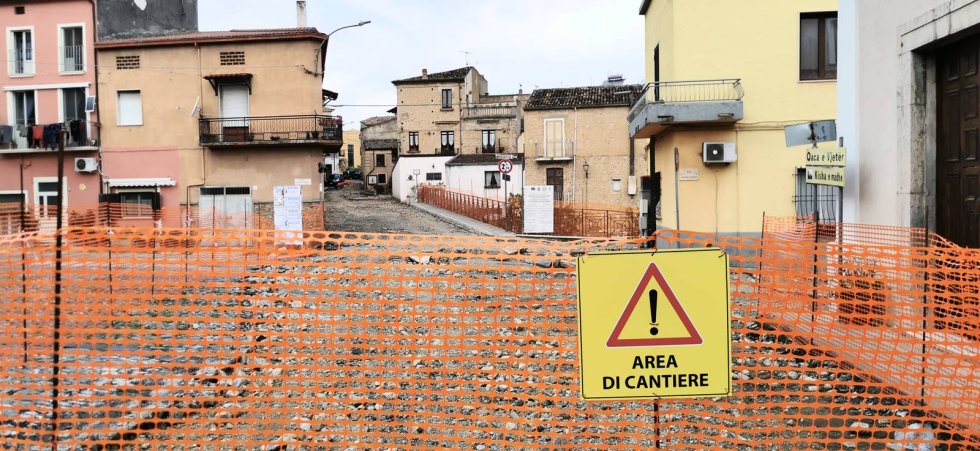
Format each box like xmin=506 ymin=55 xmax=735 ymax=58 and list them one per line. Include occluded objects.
xmin=323 ymin=183 xmax=472 ymax=234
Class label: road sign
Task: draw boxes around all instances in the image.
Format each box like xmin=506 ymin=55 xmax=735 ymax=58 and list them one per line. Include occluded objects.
xmin=806 ymin=147 xmax=846 ymax=167
xmin=577 ymin=248 xmax=731 ymax=400
xmin=785 ymin=120 xmax=837 ymax=147
xmin=497 ymin=159 xmax=513 ymax=174
xmin=806 ymin=166 xmax=845 ymax=187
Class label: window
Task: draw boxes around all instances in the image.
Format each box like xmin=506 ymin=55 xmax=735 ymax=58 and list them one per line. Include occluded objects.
xmin=14 ymin=6 xmax=24 ymax=14
xmin=347 ymin=144 xmax=355 ymax=165
xmin=117 ymin=90 xmax=143 ymax=126
xmin=0 ymin=192 xmax=26 ymax=204
xmin=426 ymin=172 xmax=442 ymax=181
xmin=9 ymin=29 xmax=33 ymax=76
xmin=60 ymin=26 xmax=84 ymax=73
xmin=63 ymin=88 xmax=86 ymax=122
xmin=794 ymin=168 xmax=840 ymax=221
xmin=482 ymin=130 xmax=496 ymax=153
xmin=375 ymin=153 xmax=386 ymax=167
xmin=800 ymin=12 xmax=837 ymax=80
xmin=12 ymin=90 xmax=36 ymax=126
xmin=441 ymin=89 xmax=452 ymax=109
xmin=377 ymin=174 xmax=387 ymax=184
xmin=612 ymin=179 xmax=622 ymax=192
xmin=35 ymin=179 xmax=65 ymax=218
xmin=408 ymin=132 xmax=420 ymax=152
xmin=484 ymin=171 xmax=501 ymax=189
xmin=440 ymin=131 xmax=455 ymax=154
xmin=544 ymin=119 xmax=565 ymax=157
xmin=119 ymin=191 xmax=155 ymax=218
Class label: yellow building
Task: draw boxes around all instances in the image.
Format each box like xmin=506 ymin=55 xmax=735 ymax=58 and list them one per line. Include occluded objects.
xmin=632 ymin=0 xmax=838 ymax=235
xmin=97 ymin=28 xmax=341 ymax=228
xmin=342 ymin=130 xmax=361 ymax=170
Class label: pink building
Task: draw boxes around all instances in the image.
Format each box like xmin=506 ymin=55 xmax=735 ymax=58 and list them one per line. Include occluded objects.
xmin=0 ymin=0 xmax=100 ymax=226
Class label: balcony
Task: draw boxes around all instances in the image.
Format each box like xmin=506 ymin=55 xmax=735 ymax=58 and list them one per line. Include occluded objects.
xmin=60 ymin=45 xmax=85 ymax=73
xmin=627 ymin=79 xmax=744 ymax=139
xmin=8 ymin=48 xmax=34 ymax=76
xmin=462 ymin=105 xmax=517 ymax=120
xmin=199 ymin=114 xmax=343 ymax=149
xmin=532 ymin=140 xmax=574 ymax=162
xmin=0 ymin=120 xmax=99 ymax=154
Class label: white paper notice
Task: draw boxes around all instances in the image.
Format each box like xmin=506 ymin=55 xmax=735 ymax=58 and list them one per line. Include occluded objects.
xmin=274 ymin=185 xmax=303 ymax=245
xmin=523 ymin=185 xmax=555 ymax=234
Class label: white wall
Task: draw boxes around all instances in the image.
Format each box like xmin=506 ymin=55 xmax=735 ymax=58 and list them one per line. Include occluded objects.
xmin=838 ymin=0 xmax=956 ymax=226
xmin=446 ymin=163 xmax=524 ymax=201
xmin=391 ymin=156 xmax=454 ymax=203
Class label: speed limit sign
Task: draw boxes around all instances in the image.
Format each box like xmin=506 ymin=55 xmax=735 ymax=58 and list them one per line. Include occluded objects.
xmin=498 ymin=159 xmax=513 ymax=174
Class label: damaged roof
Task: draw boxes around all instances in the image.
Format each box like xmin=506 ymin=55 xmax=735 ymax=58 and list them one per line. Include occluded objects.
xmin=524 ymin=84 xmax=645 ymax=111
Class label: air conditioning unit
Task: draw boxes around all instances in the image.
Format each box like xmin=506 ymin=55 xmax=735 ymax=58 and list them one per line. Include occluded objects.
xmin=702 ymin=142 xmax=736 ymax=164
xmin=75 ymin=157 xmax=98 ymax=173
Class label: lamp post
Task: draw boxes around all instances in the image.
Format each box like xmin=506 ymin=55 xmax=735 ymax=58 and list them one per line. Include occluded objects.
xmin=327 ymin=20 xmax=371 ymax=38
xmin=583 ymin=160 xmax=590 ymax=209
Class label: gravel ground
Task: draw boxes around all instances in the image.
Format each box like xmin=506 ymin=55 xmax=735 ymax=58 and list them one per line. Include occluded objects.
xmin=323 ymin=183 xmax=471 ymax=235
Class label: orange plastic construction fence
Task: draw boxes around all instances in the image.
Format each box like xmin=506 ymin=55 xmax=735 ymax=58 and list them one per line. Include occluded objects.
xmin=0 ymin=219 xmax=976 ymax=449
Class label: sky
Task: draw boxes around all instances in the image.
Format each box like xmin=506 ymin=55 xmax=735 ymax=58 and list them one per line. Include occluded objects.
xmin=198 ymin=0 xmax=646 ymax=130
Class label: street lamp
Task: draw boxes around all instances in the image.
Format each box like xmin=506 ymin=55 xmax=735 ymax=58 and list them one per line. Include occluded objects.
xmin=583 ymin=160 xmax=590 ymax=208
xmin=327 ymin=21 xmax=371 ymax=37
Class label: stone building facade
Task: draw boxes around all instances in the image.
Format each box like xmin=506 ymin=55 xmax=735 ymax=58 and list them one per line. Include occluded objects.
xmin=522 ymin=84 xmax=644 ymax=209
xmin=359 ymin=115 xmax=398 ymax=193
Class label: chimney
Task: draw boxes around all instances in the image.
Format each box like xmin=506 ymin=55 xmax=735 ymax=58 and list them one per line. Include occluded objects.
xmin=296 ymin=1 xmax=307 ymax=27
xmin=422 ymin=68 xmax=428 ymax=79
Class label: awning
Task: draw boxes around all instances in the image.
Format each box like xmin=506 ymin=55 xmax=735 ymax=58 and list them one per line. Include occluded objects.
xmin=106 ymin=177 xmax=176 ymax=188
xmin=204 ymin=73 xmax=253 ymax=95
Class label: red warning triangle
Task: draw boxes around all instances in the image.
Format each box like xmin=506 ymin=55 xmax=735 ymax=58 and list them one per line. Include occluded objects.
xmin=606 ymin=262 xmax=703 ymax=347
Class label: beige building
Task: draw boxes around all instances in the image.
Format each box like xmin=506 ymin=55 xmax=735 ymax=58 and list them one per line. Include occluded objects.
xmin=522 ymin=84 xmax=644 ymax=209
xmin=96 ymin=28 xmax=342 ymax=227
xmin=392 ymin=67 xmax=526 ymax=157
xmin=359 ymin=115 xmax=397 ymax=193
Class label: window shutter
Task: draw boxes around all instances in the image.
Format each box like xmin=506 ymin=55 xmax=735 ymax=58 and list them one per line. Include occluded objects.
xmin=117 ymin=91 xmax=142 ymax=125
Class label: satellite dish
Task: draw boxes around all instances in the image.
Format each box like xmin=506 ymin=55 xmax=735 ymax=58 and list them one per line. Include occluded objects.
xmin=190 ymin=96 xmax=200 ymax=117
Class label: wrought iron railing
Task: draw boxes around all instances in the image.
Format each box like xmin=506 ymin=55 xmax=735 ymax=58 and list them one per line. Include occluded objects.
xmin=627 ymin=79 xmax=744 ymax=123
xmin=462 ymin=105 xmax=517 ymax=120
xmin=8 ymin=48 xmax=33 ymax=75
xmin=532 ymin=140 xmax=575 ymax=160
xmin=60 ymin=45 xmax=85 ymax=72
xmin=0 ymin=120 xmax=99 ymax=151
xmin=199 ymin=114 xmax=343 ymax=146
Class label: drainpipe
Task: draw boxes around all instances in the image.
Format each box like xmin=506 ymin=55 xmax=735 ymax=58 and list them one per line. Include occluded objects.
xmin=88 ymin=0 xmax=105 ymax=194
xmin=571 ymin=107 xmax=578 ymax=202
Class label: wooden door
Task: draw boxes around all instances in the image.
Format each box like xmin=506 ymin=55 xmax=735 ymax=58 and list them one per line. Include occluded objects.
xmin=938 ymin=34 xmax=980 ymax=247
xmin=546 ymin=168 xmax=563 ymax=200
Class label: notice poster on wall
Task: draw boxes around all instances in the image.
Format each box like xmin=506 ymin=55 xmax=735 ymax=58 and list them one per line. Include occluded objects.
xmin=524 ymin=185 xmax=555 ymax=234
xmin=273 ymin=185 xmax=303 ymax=245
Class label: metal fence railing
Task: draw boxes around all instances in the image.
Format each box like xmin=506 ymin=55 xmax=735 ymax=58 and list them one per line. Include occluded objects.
xmin=628 ymin=79 xmax=744 ymax=123
xmin=199 ymin=115 xmax=343 ymax=146
xmin=59 ymin=45 xmax=84 ymax=72
xmin=461 ymin=105 xmax=517 ymax=120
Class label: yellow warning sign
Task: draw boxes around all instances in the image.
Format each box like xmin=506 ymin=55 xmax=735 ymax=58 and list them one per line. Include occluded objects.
xmin=577 ymin=248 xmax=731 ymax=400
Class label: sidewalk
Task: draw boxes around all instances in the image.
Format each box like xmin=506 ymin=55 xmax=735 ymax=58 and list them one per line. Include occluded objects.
xmin=411 ymin=202 xmax=515 ymax=236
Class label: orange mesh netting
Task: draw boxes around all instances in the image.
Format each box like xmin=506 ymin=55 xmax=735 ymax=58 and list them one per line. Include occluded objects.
xmin=0 ymin=219 xmax=976 ymax=449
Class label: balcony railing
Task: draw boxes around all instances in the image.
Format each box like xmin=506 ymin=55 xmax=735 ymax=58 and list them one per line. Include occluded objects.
xmin=532 ymin=140 xmax=575 ymax=161
xmin=8 ymin=48 xmax=34 ymax=76
xmin=462 ymin=105 xmax=517 ymax=120
xmin=0 ymin=120 xmax=99 ymax=153
xmin=60 ymin=45 xmax=85 ymax=72
xmin=627 ymin=79 xmax=744 ymax=123
xmin=199 ymin=114 xmax=343 ymax=147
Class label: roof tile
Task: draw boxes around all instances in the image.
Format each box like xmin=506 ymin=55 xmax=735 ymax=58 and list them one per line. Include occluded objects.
xmin=524 ymin=84 xmax=645 ymax=111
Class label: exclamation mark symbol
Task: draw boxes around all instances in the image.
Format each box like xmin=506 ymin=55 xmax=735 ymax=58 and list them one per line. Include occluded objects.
xmin=649 ymin=289 xmax=659 ymax=336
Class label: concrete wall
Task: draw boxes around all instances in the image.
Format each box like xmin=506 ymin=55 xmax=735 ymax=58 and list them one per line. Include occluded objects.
xmin=97 ymin=0 xmax=198 ymax=41
xmin=446 ymin=162 xmax=524 ymax=201
xmin=97 ymin=37 xmax=328 ymax=205
xmin=642 ymin=0 xmax=838 ymax=234
xmin=838 ymin=0 xmax=978 ymax=229
xmin=0 ymin=0 xmax=100 ymax=209
xmin=523 ymin=105 xmax=637 ymax=209
xmin=391 ymin=155 xmax=453 ymax=203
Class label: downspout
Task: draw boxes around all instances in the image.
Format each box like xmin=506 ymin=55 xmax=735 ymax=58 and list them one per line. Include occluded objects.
xmin=88 ymin=0 xmax=106 ymax=195
xmin=571 ymin=107 xmax=578 ymax=202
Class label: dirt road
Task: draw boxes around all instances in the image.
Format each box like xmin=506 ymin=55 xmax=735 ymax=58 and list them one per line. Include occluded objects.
xmin=323 ymin=183 xmax=472 ymax=234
